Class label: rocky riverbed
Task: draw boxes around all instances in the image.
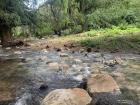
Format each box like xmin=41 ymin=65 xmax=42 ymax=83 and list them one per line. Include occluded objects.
xmin=0 ymin=47 xmax=140 ymax=105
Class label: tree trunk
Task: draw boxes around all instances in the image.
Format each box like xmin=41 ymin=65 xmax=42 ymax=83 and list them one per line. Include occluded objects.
xmin=0 ymin=26 xmax=13 ymax=47
xmin=81 ymin=16 xmax=88 ymax=32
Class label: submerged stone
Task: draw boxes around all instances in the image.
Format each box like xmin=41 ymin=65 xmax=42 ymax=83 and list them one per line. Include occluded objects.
xmin=48 ymin=62 xmax=59 ymax=70
xmin=59 ymin=53 xmax=69 ymax=57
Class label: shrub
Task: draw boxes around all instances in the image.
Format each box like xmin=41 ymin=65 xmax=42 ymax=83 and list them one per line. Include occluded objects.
xmin=71 ymin=25 xmax=82 ymax=34
xmin=87 ymin=0 xmax=140 ymax=29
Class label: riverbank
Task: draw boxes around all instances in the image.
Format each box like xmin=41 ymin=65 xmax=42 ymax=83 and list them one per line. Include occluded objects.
xmin=25 ymin=26 xmax=140 ymax=54
xmin=0 ymin=26 xmax=140 ymax=105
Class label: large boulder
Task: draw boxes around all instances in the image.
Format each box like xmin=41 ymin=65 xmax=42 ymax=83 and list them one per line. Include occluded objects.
xmin=41 ymin=88 xmax=92 ymax=105
xmin=87 ymin=74 xmax=120 ymax=94
xmin=87 ymin=74 xmax=121 ymax=105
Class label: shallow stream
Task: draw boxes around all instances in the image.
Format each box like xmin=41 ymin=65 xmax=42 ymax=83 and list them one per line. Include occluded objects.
xmin=0 ymin=48 xmax=140 ymax=105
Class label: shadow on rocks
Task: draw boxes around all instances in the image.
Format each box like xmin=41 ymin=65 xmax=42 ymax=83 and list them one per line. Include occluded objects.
xmin=88 ymin=91 xmax=139 ymax=105
xmin=0 ymin=100 xmax=14 ymax=105
xmin=89 ymin=92 xmax=121 ymax=105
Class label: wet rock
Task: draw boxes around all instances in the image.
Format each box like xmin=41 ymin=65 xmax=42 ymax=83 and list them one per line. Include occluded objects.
xmin=59 ymin=63 xmax=69 ymax=73
xmin=84 ymin=53 xmax=88 ymax=57
xmin=7 ymin=41 xmax=29 ymax=47
xmin=46 ymin=45 xmax=50 ymax=49
xmin=64 ymin=47 xmax=70 ymax=51
xmin=41 ymin=88 xmax=92 ymax=105
xmin=91 ymin=53 xmax=102 ymax=58
xmin=111 ymin=72 xmax=125 ymax=81
xmin=91 ymin=69 xmax=100 ymax=74
xmin=5 ymin=47 xmax=11 ymax=50
xmin=71 ymin=51 xmax=75 ymax=54
xmin=69 ymin=43 xmax=76 ymax=48
xmin=15 ymin=41 xmax=25 ymax=46
xmin=80 ymin=49 xmax=85 ymax=53
xmin=87 ymin=74 xmax=120 ymax=94
xmin=0 ymin=58 xmax=26 ymax=63
xmin=55 ymin=48 xmax=62 ymax=52
xmin=42 ymin=49 xmax=48 ymax=53
xmin=114 ymin=57 xmax=123 ymax=64
xmin=104 ymin=57 xmax=123 ymax=67
xmin=24 ymin=43 xmax=30 ymax=47
xmin=48 ymin=62 xmax=59 ymax=70
xmin=72 ymin=68 xmax=90 ymax=80
xmin=74 ymin=59 xmax=82 ymax=64
xmin=39 ymin=84 xmax=48 ymax=91
xmin=138 ymin=52 xmax=140 ymax=55
xmin=64 ymin=43 xmax=76 ymax=49
xmin=80 ymin=67 xmax=91 ymax=77
xmin=90 ymin=92 xmax=120 ymax=105
xmin=73 ymin=75 xmax=84 ymax=81
xmin=72 ymin=64 xmax=83 ymax=72
xmin=90 ymin=63 xmax=105 ymax=72
xmin=14 ymin=51 xmax=22 ymax=54
xmin=59 ymin=53 xmax=69 ymax=57
xmin=42 ymin=38 xmax=45 ymax=40
xmin=77 ymin=79 xmax=87 ymax=90
xmin=87 ymin=74 xmax=122 ymax=105
xmin=87 ymin=48 xmax=92 ymax=53
xmin=46 ymin=61 xmax=53 ymax=64
xmin=110 ymin=49 xmax=119 ymax=53
xmin=21 ymin=58 xmax=26 ymax=63
xmin=120 ymin=87 xmax=140 ymax=105
xmin=26 ymin=57 xmax=32 ymax=62
xmin=94 ymin=50 xmax=99 ymax=52
xmin=14 ymin=93 xmax=40 ymax=105
xmin=83 ymin=58 xmax=92 ymax=63
xmin=64 ymin=44 xmax=67 ymax=47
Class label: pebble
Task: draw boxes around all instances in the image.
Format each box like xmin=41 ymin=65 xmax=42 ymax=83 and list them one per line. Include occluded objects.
xmin=59 ymin=53 xmax=69 ymax=57
xmin=14 ymin=51 xmax=22 ymax=54
xmin=73 ymin=59 xmax=82 ymax=64
xmin=5 ymin=47 xmax=11 ymax=50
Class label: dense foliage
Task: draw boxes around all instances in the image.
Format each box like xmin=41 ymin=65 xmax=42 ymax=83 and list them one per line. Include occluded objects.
xmin=0 ymin=0 xmax=140 ymax=38
xmin=0 ymin=0 xmax=36 ymax=28
xmin=0 ymin=0 xmax=37 ymax=46
xmin=33 ymin=0 xmax=140 ymax=37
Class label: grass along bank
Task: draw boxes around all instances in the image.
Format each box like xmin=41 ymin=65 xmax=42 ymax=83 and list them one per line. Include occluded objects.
xmin=79 ymin=26 xmax=140 ymax=52
xmin=46 ymin=26 xmax=140 ymax=53
xmin=28 ymin=26 xmax=140 ymax=53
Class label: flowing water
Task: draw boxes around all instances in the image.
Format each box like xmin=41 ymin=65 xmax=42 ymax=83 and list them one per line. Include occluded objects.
xmin=0 ymin=47 xmax=140 ymax=105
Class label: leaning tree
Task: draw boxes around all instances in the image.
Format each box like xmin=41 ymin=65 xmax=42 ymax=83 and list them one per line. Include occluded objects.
xmin=0 ymin=0 xmax=37 ymax=47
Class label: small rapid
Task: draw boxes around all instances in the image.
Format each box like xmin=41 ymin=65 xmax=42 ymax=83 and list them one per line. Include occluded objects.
xmin=0 ymin=47 xmax=140 ymax=105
